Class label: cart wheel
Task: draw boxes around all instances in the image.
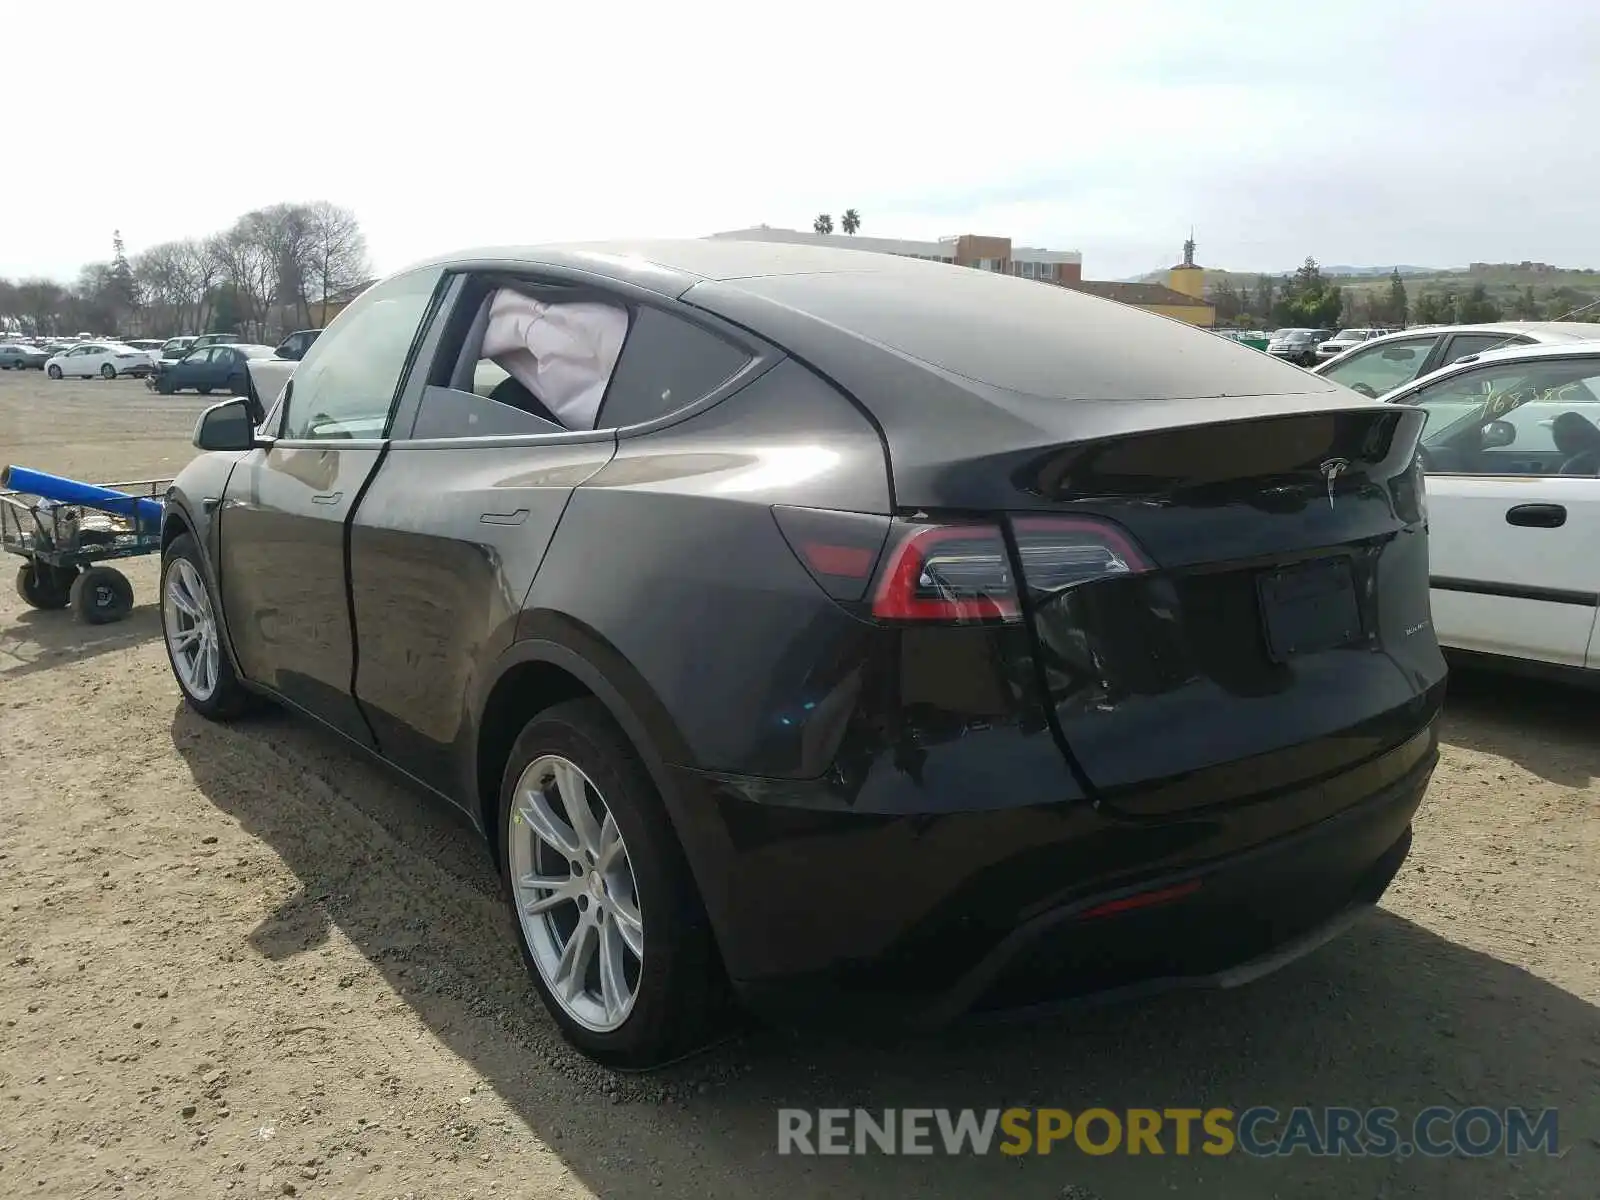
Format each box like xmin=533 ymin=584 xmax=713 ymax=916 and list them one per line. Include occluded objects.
xmin=70 ymin=566 xmax=135 ymax=625
xmin=15 ymin=562 xmax=76 ymax=610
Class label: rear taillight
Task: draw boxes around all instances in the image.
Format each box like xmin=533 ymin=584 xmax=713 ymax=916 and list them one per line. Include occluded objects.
xmin=871 ymin=516 xmax=1151 ymax=624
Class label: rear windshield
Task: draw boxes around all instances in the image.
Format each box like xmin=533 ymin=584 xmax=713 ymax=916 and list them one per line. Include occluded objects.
xmin=708 ymin=270 xmax=1335 ymax=401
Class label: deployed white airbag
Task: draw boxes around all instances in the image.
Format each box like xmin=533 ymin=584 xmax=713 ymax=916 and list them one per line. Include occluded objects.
xmin=480 ymin=288 xmax=628 ymax=430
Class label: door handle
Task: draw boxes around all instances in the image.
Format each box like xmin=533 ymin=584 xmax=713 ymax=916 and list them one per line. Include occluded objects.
xmin=311 ymin=491 xmax=343 ymax=506
xmin=1506 ymin=503 xmax=1566 ymax=528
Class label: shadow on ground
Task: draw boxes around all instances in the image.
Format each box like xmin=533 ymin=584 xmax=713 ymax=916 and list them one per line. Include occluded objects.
xmin=1442 ymin=662 xmax=1600 ymax=789
xmin=171 ymin=703 xmax=1599 ymax=1200
xmin=0 ymin=602 xmax=161 ymax=679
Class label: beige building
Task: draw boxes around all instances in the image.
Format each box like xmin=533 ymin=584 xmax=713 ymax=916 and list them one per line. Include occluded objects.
xmin=1065 ymin=237 xmax=1216 ymax=327
xmin=709 ymin=226 xmax=1215 ymax=327
xmin=709 ymin=226 xmax=1084 ymax=283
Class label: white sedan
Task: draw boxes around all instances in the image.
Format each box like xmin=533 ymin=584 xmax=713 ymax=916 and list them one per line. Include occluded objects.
xmin=44 ymin=342 xmax=157 ymax=379
xmin=1382 ymin=338 xmax=1600 ymax=680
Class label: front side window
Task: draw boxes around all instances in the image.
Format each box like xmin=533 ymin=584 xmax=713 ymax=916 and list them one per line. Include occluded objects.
xmin=1321 ymin=336 xmax=1438 ymax=397
xmin=1402 ymin=358 xmax=1600 ymax=476
xmin=281 ymin=269 xmax=437 ymax=440
xmin=183 ymin=348 xmax=213 ymax=366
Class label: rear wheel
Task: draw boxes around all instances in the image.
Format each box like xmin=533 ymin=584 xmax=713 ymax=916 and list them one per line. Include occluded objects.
xmin=15 ymin=562 xmax=76 ymax=609
xmin=499 ymin=698 xmax=723 ymax=1067
xmin=161 ymin=534 xmax=252 ymax=718
xmin=197 ymin=386 xmax=212 ymax=396
xmin=46 ymin=364 xmax=62 ymax=379
xmin=100 ymin=363 xmax=117 ymax=380
xmin=70 ymin=566 xmax=134 ymax=624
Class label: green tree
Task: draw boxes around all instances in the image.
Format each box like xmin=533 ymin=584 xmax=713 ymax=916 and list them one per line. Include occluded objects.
xmin=1513 ymin=286 xmax=1541 ymax=319
xmin=1255 ymin=275 xmax=1276 ymax=322
xmin=1457 ymin=282 xmax=1501 ymax=323
xmin=840 ymin=208 xmax=861 ymax=235
xmin=1413 ymin=290 xmax=1453 ymax=325
xmin=1208 ymin=278 xmax=1243 ymax=323
xmin=812 ymin=213 xmax=834 ymax=235
xmin=107 ymin=230 xmax=140 ymax=329
xmin=1275 ymin=257 xmax=1343 ymax=327
xmin=1385 ymin=269 xmax=1408 ymax=327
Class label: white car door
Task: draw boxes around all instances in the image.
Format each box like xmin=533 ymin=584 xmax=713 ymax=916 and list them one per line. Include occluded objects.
xmin=78 ymin=344 xmax=107 ymax=376
xmin=1395 ymin=355 xmax=1600 ymax=669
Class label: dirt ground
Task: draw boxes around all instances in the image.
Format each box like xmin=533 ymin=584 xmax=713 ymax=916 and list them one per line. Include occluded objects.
xmin=1 ymin=369 xmax=1596 ymax=1199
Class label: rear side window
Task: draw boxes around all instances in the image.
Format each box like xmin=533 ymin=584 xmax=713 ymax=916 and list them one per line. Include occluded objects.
xmin=596 ymin=306 xmax=749 ymax=428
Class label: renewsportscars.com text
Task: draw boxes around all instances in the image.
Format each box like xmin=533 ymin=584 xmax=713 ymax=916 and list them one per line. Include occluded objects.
xmin=777 ymin=1106 xmax=1559 ymax=1158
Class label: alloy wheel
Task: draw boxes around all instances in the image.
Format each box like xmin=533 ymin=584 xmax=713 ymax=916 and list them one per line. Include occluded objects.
xmin=163 ymin=559 xmax=220 ymax=700
xmin=508 ymin=754 xmax=645 ymax=1032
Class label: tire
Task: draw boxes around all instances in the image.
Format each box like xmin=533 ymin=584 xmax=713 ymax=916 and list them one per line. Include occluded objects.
xmin=15 ymin=562 xmax=75 ymax=609
xmin=69 ymin=566 xmax=134 ymax=624
xmin=160 ymin=533 xmax=252 ymax=719
xmin=46 ymin=364 xmax=62 ymax=379
xmin=196 ymin=386 xmax=212 ymax=396
xmin=498 ymin=698 xmax=722 ymax=1067
xmin=100 ymin=363 xmax=117 ymax=379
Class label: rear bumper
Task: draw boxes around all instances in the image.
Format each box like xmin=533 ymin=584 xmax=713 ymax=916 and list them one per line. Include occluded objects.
xmin=672 ymin=725 xmax=1436 ymax=1027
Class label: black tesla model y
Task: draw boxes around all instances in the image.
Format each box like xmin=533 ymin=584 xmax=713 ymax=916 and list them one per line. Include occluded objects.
xmin=160 ymin=239 xmax=1445 ymax=1065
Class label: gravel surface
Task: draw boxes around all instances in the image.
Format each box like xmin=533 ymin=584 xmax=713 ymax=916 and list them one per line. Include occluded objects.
xmin=1 ymin=370 xmax=1596 ymax=1198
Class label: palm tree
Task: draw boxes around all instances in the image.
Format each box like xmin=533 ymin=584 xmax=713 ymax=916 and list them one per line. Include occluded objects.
xmin=841 ymin=209 xmax=861 ymax=235
xmin=813 ymin=213 xmax=834 ymax=235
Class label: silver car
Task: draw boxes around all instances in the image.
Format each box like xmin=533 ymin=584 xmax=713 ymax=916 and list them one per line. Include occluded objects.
xmin=1312 ymin=322 xmax=1600 ymax=397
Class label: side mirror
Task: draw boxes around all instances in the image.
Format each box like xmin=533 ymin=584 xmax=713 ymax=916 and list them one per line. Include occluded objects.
xmin=1481 ymin=419 xmax=1516 ymax=449
xmin=193 ymin=397 xmax=269 ymax=452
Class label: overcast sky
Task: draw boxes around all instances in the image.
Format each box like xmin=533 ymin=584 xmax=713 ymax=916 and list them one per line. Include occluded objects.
xmin=7 ymin=0 xmax=1598 ymax=283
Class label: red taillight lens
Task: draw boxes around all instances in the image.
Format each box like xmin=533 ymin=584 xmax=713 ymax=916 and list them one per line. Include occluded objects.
xmin=871 ymin=523 xmax=1018 ymax=622
xmin=871 ymin=516 xmax=1151 ymax=624
xmin=771 ymin=505 xmax=892 ymax=602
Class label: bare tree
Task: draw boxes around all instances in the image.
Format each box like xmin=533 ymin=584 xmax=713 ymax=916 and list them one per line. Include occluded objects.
xmin=215 ymin=214 xmax=280 ymax=339
xmin=302 ymin=201 xmax=370 ymax=326
xmin=15 ymin=279 xmax=68 ymax=335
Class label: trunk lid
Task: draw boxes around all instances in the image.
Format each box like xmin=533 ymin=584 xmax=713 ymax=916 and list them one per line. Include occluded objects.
xmin=1005 ymin=405 xmax=1442 ymax=815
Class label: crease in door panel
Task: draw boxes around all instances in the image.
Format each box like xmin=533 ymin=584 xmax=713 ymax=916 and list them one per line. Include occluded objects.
xmin=516 ymin=433 xmax=620 ymax=614
xmin=342 ymin=444 xmax=392 ymax=747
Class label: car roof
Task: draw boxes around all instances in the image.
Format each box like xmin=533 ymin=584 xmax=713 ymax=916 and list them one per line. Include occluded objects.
xmin=1433 ymin=337 xmax=1600 ymax=367
xmin=410 ymin=239 xmax=1345 ymax=406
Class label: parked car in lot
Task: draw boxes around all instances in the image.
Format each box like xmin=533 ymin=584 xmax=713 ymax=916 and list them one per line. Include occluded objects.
xmin=1381 ymin=338 xmax=1600 ymax=680
xmin=1315 ymin=327 xmax=1387 ymax=361
xmin=160 ymin=240 xmax=1445 ymax=1065
xmin=1266 ymin=328 xmax=1334 ymax=366
xmin=121 ymin=338 xmax=166 ymax=357
xmin=273 ymin=328 xmax=323 ymax=361
xmin=158 ymin=336 xmax=199 ymax=364
xmin=152 ymin=343 xmax=277 ymax=395
xmin=191 ymin=332 xmax=243 ymax=351
xmin=44 ymin=341 xmax=156 ymax=379
xmin=1313 ymin=322 xmax=1600 ymax=397
xmin=0 ymin=342 xmax=49 ymax=369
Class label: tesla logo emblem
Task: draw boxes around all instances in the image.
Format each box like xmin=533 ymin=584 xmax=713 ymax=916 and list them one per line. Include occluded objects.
xmin=1320 ymin=458 xmax=1350 ymax=510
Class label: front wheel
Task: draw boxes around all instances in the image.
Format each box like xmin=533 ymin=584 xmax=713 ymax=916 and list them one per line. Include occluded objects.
xmin=196 ymin=386 xmax=212 ymax=396
xmin=46 ymin=364 xmax=62 ymax=379
xmin=499 ymin=698 xmax=723 ymax=1067
xmin=161 ymin=535 xmax=252 ymax=718
xmin=100 ymin=363 xmax=117 ymax=380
